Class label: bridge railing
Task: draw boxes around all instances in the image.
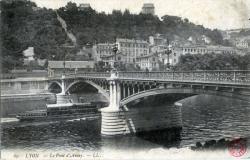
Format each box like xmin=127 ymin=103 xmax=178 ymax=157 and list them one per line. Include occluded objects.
xmin=49 ymin=72 xmax=111 ymax=79
xmin=117 ymin=70 xmax=250 ymax=84
xmin=76 ymin=72 xmax=111 ymax=78
xmin=49 ymin=70 xmax=250 ymax=84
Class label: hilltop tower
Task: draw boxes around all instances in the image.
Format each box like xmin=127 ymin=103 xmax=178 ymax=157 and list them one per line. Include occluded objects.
xmin=141 ymin=3 xmax=155 ymax=15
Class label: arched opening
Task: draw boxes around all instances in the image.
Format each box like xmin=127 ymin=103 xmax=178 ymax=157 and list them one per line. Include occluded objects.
xmin=48 ymin=82 xmax=62 ymax=94
xmin=67 ymin=81 xmax=98 ymax=94
xmin=119 ymin=88 xmax=250 ymax=148
xmin=124 ymin=93 xmax=196 ymax=109
xmin=121 ymin=88 xmax=250 ymax=107
xmin=65 ymin=80 xmax=109 ymax=104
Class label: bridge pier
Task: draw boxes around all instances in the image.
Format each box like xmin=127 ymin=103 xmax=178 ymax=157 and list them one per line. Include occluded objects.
xmin=101 ymin=73 xmax=129 ymax=136
xmin=101 ymin=102 xmax=183 ymax=136
xmin=55 ymin=75 xmax=72 ymax=104
xmin=101 ymin=72 xmax=125 ymax=136
xmin=101 ymin=72 xmax=183 ymax=136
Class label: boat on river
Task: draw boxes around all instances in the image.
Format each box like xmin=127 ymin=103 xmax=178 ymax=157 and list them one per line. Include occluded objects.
xmin=16 ymin=102 xmax=106 ymax=121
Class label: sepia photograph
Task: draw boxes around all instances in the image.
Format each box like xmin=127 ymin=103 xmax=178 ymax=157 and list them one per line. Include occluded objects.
xmin=1 ymin=0 xmax=250 ymax=159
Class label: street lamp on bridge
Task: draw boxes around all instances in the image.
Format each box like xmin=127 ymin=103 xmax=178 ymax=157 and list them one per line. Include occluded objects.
xmin=163 ymin=44 xmax=172 ymax=70
xmin=112 ymin=43 xmax=118 ymax=71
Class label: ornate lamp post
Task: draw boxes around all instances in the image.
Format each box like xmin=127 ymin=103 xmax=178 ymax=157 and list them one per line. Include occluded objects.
xmin=112 ymin=43 xmax=118 ymax=70
xmin=164 ymin=44 xmax=172 ymax=70
xmin=63 ymin=52 xmax=66 ymax=75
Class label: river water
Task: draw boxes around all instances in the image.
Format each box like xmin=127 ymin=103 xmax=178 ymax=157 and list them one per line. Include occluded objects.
xmin=1 ymin=94 xmax=250 ymax=153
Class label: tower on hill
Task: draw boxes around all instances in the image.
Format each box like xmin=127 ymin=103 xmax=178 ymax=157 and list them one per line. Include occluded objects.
xmin=141 ymin=3 xmax=155 ymax=15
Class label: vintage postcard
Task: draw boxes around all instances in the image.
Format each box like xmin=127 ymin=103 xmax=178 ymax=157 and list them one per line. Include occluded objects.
xmin=1 ymin=0 xmax=250 ymax=159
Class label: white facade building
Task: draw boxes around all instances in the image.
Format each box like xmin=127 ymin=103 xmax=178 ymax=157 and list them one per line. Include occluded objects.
xmin=116 ymin=38 xmax=149 ymax=63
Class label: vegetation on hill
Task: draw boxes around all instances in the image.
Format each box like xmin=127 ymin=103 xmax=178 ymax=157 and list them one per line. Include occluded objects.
xmin=0 ymin=0 xmax=240 ymax=72
xmin=58 ymin=2 xmax=225 ymax=46
xmin=175 ymin=53 xmax=250 ymax=70
xmin=1 ymin=0 xmax=73 ymax=72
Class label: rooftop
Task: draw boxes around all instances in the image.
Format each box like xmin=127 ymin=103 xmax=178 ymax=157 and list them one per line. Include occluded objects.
xmin=23 ymin=47 xmax=34 ymax=57
xmin=79 ymin=3 xmax=91 ymax=8
xmin=48 ymin=61 xmax=94 ymax=69
xmin=116 ymin=38 xmax=148 ymax=44
xmin=142 ymin=3 xmax=155 ymax=8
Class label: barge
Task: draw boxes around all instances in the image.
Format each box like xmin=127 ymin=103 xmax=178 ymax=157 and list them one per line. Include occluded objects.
xmin=16 ymin=102 xmax=106 ymax=121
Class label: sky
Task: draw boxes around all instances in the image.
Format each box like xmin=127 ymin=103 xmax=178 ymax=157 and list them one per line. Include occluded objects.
xmin=31 ymin=0 xmax=250 ymax=30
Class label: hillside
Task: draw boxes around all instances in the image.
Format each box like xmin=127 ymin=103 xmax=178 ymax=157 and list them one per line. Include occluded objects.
xmin=1 ymin=0 xmax=74 ymax=72
xmin=1 ymin=0 xmax=228 ymax=72
xmin=57 ymin=2 xmax=226 ymax=46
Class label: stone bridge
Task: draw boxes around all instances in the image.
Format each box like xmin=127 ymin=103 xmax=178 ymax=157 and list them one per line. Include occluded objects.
xmin=48 ymin=70 xmax=250 ymax=136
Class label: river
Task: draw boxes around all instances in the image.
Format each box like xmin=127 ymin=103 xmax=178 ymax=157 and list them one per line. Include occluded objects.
xmin=1 ymin=94 xmax=250 ymax=154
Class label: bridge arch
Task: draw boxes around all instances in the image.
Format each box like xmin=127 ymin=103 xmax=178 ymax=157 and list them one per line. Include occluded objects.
xmin=48 ymin=81 xmax=62 ymax=93
xmin=65 ymin=79 xmax=109 ymax=100
xmin=120 ymin=88 xmax=250 ymax=107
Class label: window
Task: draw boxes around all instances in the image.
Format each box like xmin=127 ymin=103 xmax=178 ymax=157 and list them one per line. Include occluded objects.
xmin=118 ymin=56 xmax=121 ymax=60
xmin=174 ymin=53 xmax=176 ymax=56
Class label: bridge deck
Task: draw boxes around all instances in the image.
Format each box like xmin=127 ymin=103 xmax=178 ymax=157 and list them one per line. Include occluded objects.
xmin=50 ymin=70 xmax=250 ymax=87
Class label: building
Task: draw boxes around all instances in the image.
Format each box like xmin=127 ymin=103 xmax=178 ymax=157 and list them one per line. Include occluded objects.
xmin=233 ymin=39 xmax=249 ymax=49
xmin=181 ymin=45 xmax=237 ymax=55
xmin=201 ymin=35 xmax=212 ymax=44
xmin=149 ymin=34 xmax=167 ymax=46
xmin=93 ymin=43 xmax=114 ymax=61
xmin=149 ymin=34 xmax=169 ymax=57
xmin=150 ymin=45 xmax=166 ymax=54
xmin=171 ymin=47 xmax=183 ymax=66
xmin=141 ymin=3 xmax=155 ymax=15
xmin=23 ymin=47 xmax=35 ymax=65
xmin=79 ymin=3 xmax=91 ymax=10
xmin=101 ymin=52 xmax=128 ymax=66
xmin=116 ymin=38 xmax=149 ymax=63
xmin=48 ymin=61 xmax=94 ymax=76
xmin=181 ymin=45 xmax=208 ymax=55
xmin=169 ymin=45 xmax=239 ymax=66
xmin=206 ymin=45 xmax=237 ymax=54
xmin=136 ymin=53 xmax=159 ymax=71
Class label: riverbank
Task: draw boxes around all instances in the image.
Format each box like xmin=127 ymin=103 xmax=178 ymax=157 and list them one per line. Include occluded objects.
xmin=1 ymin=117 xmax=19 ymax=123
xmin=1 ymin=92 xmax=55 ymax=100
xmin=1 ymin=93 xmax=56 ymax=117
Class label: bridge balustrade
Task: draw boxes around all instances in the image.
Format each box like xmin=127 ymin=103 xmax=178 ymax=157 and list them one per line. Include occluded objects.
xmin=49 ymin=70 xmax=250 ymax=84
xmin=75 ymin=72 xmax=111 ymax=79
xmin=49 ymin=72 xmax=111 ymax=79
xmin=118 ymin=70 xmax=250 ymax=84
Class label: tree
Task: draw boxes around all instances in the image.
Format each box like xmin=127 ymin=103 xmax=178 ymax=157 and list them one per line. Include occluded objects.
xmin=175 ymin=53 xmax=248 ymax=70
xmin=1 ymin=0 xmax=72 ymax=72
